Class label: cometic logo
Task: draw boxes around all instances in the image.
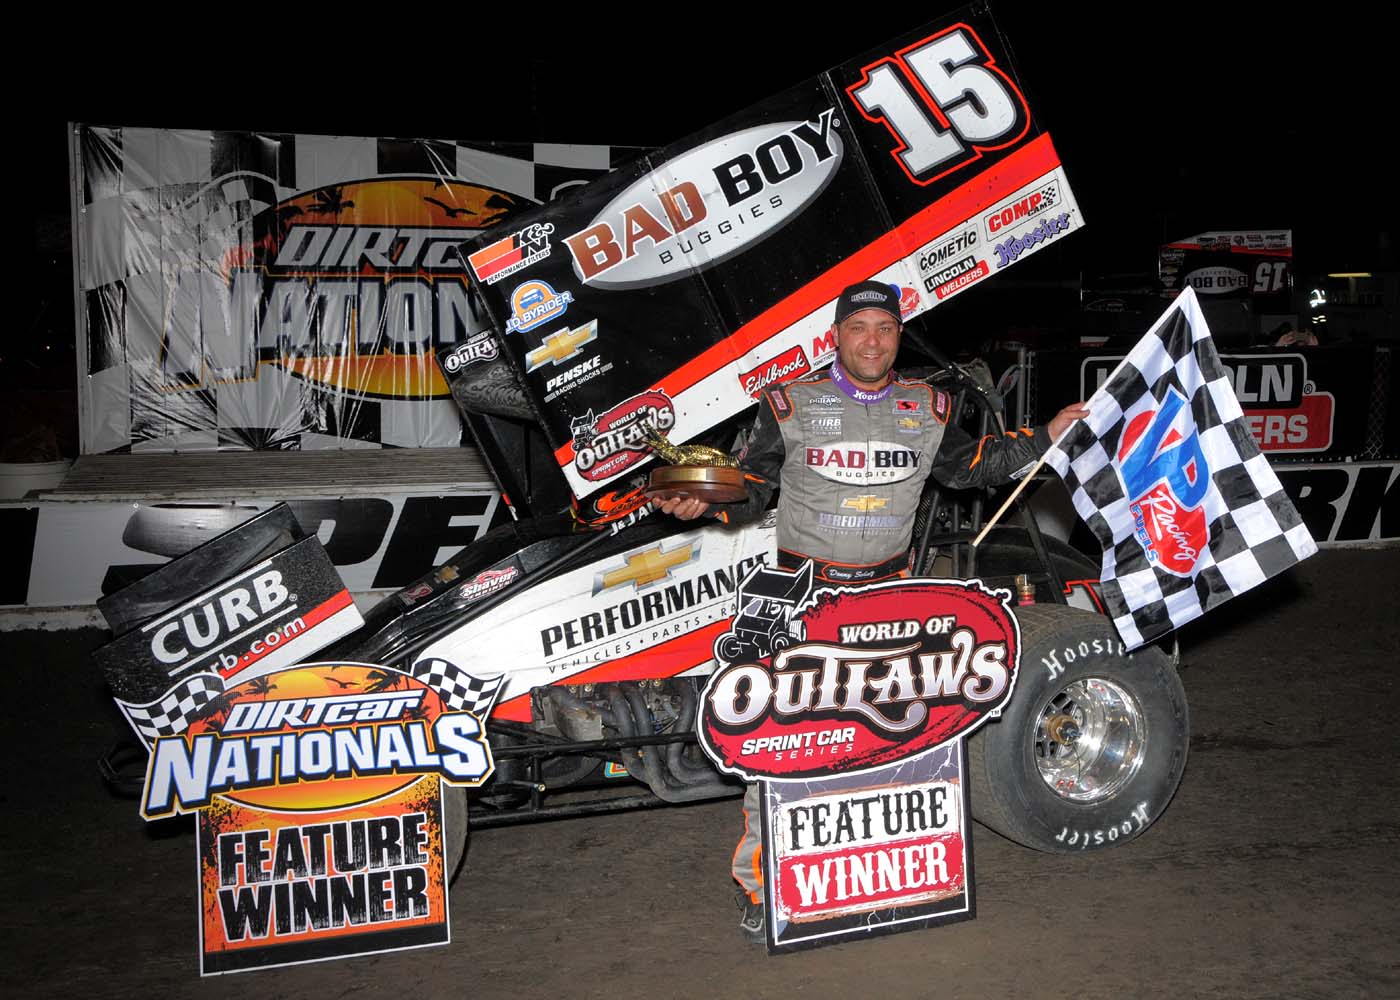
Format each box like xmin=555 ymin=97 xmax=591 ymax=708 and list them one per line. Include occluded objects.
xmin=565 ymin=110 xmax=843 ymax=289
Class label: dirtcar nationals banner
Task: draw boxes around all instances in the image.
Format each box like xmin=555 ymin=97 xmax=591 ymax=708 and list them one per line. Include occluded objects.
xmin=71 ymin=128 xmax=625 ymax=453
xmin=462 ymin=5 xmax=1084 ymax=503
xmin=699 ymin=569 xmax=1017 ymax=951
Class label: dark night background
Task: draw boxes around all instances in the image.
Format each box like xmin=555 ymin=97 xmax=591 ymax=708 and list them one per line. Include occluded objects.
xmin=9 ymin=4 xmax=1392 ymax=460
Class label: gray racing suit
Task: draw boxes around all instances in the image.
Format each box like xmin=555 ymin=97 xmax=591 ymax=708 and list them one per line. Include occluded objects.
xmin=723 ymin=361 xmax=1050 ymax=902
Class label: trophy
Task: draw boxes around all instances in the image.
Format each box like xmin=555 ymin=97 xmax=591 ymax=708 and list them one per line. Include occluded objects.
xmin=643 ymin=427 xmax=748 ymax=503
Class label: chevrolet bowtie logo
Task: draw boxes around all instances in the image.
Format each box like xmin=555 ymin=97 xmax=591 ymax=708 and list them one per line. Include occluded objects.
xmin=526 ymin=320 xmax=598 ymax=371
xmin=593 ymin=540 xmax=700 ymax=594
xmin=841 ymin=495 xmax=889 ymax=512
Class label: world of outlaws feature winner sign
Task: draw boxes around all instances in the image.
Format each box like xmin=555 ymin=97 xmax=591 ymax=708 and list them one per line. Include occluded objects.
xmin=461 ymin=4 xmax=1084 ymax=504
xmin=698 ymin=567 xmax=1020 ymax=952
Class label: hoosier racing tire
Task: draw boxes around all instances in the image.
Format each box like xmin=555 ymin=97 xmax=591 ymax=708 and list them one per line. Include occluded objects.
xmin=967 ymin=604 xmax=1189 ymax=853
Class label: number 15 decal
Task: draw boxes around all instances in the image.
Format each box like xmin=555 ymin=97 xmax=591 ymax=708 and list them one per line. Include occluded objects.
xmin=846 ymin=24 xmax=1030 ymax=187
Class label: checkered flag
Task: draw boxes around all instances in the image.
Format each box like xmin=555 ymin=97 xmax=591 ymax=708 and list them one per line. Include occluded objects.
xmin=116 ymin=673 xmax=227 ymax=746
xmin=411 ymin=657 xmax=506 ymax=718
xmin=1044 ymin=288 xmax=1317 ymax=649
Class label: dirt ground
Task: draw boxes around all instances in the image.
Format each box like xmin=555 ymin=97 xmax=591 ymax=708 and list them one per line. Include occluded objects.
xmin=3 ymin=547 xmax=1398 ymax=1000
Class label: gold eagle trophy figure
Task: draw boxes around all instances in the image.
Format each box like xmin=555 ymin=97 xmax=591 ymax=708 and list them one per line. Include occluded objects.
xmin=642 ymin=426 xmax=748 ymax=503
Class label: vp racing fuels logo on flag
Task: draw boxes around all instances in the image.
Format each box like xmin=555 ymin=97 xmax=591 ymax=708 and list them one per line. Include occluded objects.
xmin=699 ymin=566 xmax=1020 ymax=781
xmin=1116 ymin=387 xmax=1210 ymax=576
xmin=570 ymin=390 xmax=676 ymax=482
xmin=564 ymin=110 xmax=843 ymax=288
xmin=237 ymin=178 xmax=525 ymax=400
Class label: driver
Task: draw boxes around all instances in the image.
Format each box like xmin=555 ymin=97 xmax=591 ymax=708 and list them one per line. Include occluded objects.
xmin=663 ymin=279 xmax=1087 ymax=941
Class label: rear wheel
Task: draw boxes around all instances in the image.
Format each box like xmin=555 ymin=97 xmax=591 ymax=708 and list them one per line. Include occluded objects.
xmin=967 ymin=604 xmax=1189 ymax=853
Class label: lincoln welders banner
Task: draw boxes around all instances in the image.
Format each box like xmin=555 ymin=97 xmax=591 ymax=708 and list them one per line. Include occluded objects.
xmin=71 ymin=129 xmax=628 ymax=453
xmin=459 ymin=5 xmax=1084 ymax=504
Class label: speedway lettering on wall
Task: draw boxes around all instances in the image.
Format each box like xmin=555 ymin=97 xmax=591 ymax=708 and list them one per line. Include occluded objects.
xmin=460 ymin=6 xmax=1084 ymax=504
xmin=92 ymin=506 xmax=501 ymax=974
xmin=698 ymin=566 xmax=1019 ymax=951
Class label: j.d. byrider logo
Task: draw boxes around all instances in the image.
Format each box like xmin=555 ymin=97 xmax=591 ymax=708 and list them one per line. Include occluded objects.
xmin=237 ymin=178 xmax=525 ymax=400
xmin=592 ymin=540 xmax=700 ymax=595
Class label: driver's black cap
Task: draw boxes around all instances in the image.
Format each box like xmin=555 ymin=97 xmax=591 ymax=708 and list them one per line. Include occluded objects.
xmin=833 ymin=280 xmax=902 ymax=325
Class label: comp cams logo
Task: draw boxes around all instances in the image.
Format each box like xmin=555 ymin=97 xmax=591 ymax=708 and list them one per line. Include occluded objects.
xmin=983 ymin=178 xmax=1061 ymax=235
xmin=564 ymin=110 xmax=843 ymax=289
xmin=570 ymin=390 xmax=677 ymax=482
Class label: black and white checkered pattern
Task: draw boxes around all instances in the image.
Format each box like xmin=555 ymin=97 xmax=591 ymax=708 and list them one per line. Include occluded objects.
xmin=1044 ymin=288 xmax=1317 ymax=649
xmin=411 ymin=657 xmax=506 ymax=718
xmin=74 ymin=125 xmax=637 ymax=455
xmin=116 ymin=672 xmax=226 ymax=745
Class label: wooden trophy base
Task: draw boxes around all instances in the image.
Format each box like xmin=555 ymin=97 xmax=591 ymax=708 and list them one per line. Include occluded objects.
xmin=645 ymin=465 xmax=747 ymax=503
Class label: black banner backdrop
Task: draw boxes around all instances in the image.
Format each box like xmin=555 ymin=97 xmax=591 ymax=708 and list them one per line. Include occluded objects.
xmin=461 ymin=6 xmax=1085 ymax=504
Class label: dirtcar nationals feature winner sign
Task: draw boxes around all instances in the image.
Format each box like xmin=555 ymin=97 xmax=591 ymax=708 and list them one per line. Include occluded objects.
xmin=94 ymin=507 xmax=500 ymax=974
xmin=461 ymin=4 xmax=1084 ymax=504
xmin=699 ymin=570 xmax=1021 ymax=952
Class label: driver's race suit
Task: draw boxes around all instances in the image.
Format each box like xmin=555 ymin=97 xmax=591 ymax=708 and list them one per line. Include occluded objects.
xmin=718 ymin=362 xmax=1051 ymax=904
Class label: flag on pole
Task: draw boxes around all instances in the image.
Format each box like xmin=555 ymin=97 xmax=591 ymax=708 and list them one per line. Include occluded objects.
xmin=1044 ymin=287 xmax=1317 ymax=649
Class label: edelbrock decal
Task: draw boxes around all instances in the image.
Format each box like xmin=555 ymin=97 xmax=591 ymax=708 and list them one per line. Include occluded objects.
xmin=564 ymin=110 xmax=843 ymax=289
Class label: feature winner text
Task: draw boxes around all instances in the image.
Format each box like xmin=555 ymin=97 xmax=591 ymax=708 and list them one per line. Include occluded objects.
xmin=215 ymin=813 xmax=434 ymax=943
xmin=774 ymin=781 xmax=964 ymax=918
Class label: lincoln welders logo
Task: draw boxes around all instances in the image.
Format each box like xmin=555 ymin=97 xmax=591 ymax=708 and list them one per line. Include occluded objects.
xmin=1117 ymin=387 xmax=1210 ymax=576
xmin=240 ymin=178 xmax=526 ymax=400
xmin=572 ymin=390 xmax=676 ymax=482
xmin=699 ymin=569 xmax=1020 ymax=781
